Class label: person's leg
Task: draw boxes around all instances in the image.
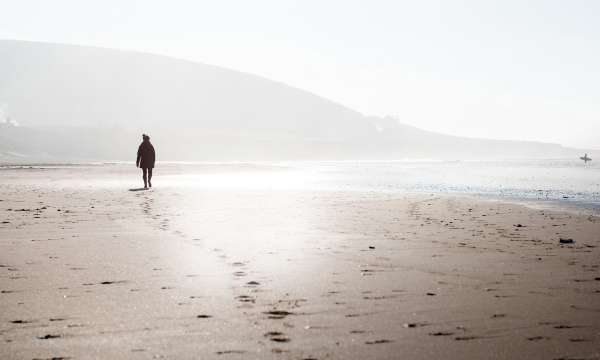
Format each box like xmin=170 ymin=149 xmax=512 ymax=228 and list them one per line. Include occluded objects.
xmin=148 ymin=168 xmax=153 ymax=188
xmin=142 ymin=168 xmax=148 ymax=188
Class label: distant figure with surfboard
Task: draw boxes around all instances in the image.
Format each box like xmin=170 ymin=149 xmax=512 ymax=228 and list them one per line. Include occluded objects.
xmin=580 ymin=153 xmax=592 ymax=164
xmin=136 ymin=134 xmax=156 ymax=189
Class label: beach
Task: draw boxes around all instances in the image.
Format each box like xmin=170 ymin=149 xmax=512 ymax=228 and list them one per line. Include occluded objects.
xmin=1 ymin=164 xmax=599 ymax=359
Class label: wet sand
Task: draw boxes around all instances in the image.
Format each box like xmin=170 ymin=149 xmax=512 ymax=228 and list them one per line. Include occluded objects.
xmin=1 ymin=166 xmax=599 ymax=359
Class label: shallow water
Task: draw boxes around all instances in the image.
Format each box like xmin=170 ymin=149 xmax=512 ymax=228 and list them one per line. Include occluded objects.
xmin=2 ymin=159 xmax=599 ymax=211
xmin=292 ymin=159 xmax=600 ymax=210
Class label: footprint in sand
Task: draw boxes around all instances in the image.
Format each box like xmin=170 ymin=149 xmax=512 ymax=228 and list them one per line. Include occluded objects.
xmin=215 ymin=350 xmax=246 ymax=355
xmin=553 ymin=324 xmax=586 ymax=329
xmin=454 ymin=336 xmax=482 ymax=341
xmin=527 ymin=336 xmax=550 ymax=341
xmin=264 ymin=331 xmax=290 ymax=342
xmin=403 ymin=322 xmax=428 ymax=328
xmin=83 ymin=280 xmax=127 ymax=286
xmin=264 ymin=310 xmax=294 ymax=319
xmin=235 ymin=295 xmax=255 ymax=303
xmin=429 ymin=331 xmax=454 ymax=336
xmin=365 ymin=339 xmax=392 ymax=345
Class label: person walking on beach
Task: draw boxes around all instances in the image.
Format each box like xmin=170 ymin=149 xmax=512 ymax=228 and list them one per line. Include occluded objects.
xmin=136 ymin=134 xmax=156 ymax=189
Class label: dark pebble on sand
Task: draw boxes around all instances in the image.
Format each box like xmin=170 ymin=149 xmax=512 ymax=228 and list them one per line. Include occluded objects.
xmin=559 ymin=238 xmax=574 ymax=244
xmin=99 ymin=281 xmax=126 ymax=285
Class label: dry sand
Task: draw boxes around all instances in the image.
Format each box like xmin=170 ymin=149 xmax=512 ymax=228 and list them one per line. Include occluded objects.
xmin=1 ymin=166 xmax=599 ymax=359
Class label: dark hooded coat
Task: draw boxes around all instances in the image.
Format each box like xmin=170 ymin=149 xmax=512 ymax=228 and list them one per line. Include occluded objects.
xmin=136 ymin=140 xmax=156 ymax=168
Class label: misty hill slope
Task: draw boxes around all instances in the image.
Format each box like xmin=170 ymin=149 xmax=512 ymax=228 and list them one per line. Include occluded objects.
xmin=0 ymin=40 xmax=588 ymax=162
xmin=0 ymin=40 xmax=371 ymax=139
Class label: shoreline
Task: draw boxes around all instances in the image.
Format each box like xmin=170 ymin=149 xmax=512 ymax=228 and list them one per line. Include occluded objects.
xmin=0 ymin=162 xmax=598 ymax=215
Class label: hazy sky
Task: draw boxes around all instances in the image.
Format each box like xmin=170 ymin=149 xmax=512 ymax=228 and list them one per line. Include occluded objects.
xmin=2 ymin=0 xmax=599 ymax=148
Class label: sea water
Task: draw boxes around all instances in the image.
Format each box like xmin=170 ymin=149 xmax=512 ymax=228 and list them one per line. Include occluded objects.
xmin=2 ymin=159 xmax=599 ymax=211
xmin=291 ymin=159 xmax=600 ymax=210
xmin=159 ymin=159 xmax=600 ymax=210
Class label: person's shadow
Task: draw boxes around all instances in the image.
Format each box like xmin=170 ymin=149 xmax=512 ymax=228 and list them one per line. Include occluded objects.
xmin=129 ymin=188 xmax=149 ymax=192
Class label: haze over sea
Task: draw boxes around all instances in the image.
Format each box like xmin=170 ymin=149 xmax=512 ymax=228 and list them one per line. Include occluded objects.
xmin=3 ymin=159 xmax=599 ymax=213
